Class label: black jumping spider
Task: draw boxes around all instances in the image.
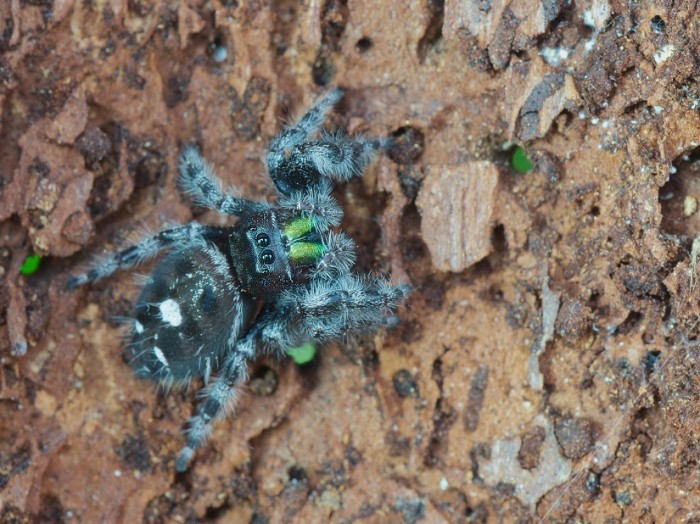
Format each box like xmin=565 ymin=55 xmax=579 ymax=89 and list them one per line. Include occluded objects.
xmin=68 ymin=89 xmax=410 ymax=471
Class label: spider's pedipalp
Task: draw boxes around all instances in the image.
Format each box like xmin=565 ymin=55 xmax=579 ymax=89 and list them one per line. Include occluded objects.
xmin=313 ymin=231 xmax=357 ymax=279
xmin=278 ymin=182 xmax=343 ymax=232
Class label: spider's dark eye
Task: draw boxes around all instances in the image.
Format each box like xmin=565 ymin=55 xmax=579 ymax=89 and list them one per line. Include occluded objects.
xmin=255 ymin=233 xmax=271 ymax=247
xmin=260 ymin=250 xmax=275 ymax=265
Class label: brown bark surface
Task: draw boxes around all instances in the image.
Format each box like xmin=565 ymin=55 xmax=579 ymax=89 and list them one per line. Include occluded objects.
xmin=2 ymin=1 xmax=700 ymax=522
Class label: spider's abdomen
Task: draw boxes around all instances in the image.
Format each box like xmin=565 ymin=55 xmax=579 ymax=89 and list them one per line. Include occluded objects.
xmin=129 ymin=242 xmax=254 ymax=384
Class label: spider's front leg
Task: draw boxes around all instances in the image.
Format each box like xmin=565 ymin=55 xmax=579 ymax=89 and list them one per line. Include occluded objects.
xmin=265 ymin=89 xmax=385 ymax=196
xmin=178 ymin=146 xmax=270 ymax=217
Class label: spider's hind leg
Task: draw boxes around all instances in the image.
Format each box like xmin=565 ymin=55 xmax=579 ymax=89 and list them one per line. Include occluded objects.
xmin=176 ymin=349 xmax=251 ymax=472
xmin=66 ymin=223 xmax=226 ymax=289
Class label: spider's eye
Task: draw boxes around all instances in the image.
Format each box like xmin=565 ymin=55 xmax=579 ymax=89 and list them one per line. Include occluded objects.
xmin=260 ymin=250 xmax=275 ymax=265
xmin=255 ymin=233 xmax=271 ymax=247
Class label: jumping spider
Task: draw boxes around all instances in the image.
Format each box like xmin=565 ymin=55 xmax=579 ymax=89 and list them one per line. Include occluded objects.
xmin=68 ymin=89 xmax=410 ymax=471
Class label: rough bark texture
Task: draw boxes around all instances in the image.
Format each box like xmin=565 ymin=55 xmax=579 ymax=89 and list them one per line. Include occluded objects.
xmin=2 ymin=0 xmax=700 ymax=522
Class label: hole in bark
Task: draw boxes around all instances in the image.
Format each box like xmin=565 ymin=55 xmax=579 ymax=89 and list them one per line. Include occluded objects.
xmin=660 ymin=147 xmax=700 ymax=236
xmin=287 ymin=465 xmax=308 ymax=484
xmin=617 ymin=310 xmax=643 ymax=335
xmin=491 ymin=224 xmax=507 ymax=255
xmin=650 ymin=15 xmax=666 ymax=34
xmin=356 ymin=36 xmax=373 ymax=53
xmin=312 ymin=53 xmax=335 ymax=87
xmin=644 ymin=350 xmax=662 ymax=375
xmin=387 ymin=126 xmax=425 ymax=164
xmin=249 ymin=365 xmax=278 ymax=396
xmin=417 ymin=0 xmax=444 ymax=63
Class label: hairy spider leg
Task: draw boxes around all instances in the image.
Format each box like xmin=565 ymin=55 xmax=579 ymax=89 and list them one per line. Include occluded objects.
xmin=312 ymin=231 xmax=357 ymax=279
xmin=278 ymin=183 xmax=344 ymax=233
xmin=266 ymin=88 xmax=344 ymax=175
xmin=66 ymin=223 xmax=228 ymax=289
xmin=178 ymin=146 xmax=271 ymax=217
xmin=266 ymin=89 xmax=384 ymax=195
xmin=276 ymin=132 xmax=384 ymax=189
xmin=283 ymin=275 xmax=412 ymax=341
xmin=175 ymin=304 xmax=290 ymax=471
xmin=176 ymin=350 xmax=250 ymax=472
xmin=174 ymin=276 xmax=410 ymax=471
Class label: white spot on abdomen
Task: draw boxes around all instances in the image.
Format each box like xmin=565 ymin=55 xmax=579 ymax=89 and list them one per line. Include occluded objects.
xmin=134 ymin=320 xmax=144 ymax=334
xmin=153 ymin=346 xmax=169 ymax=367
xmin=159 ymin=299 xmax=182 ymax=327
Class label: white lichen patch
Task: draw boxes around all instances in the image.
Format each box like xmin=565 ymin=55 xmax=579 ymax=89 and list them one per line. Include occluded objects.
xmin=540 ymin=47 xmax=570 ymax=67
xmin=529 ymin=271 xmax=561 ymax=390
xmin=690 ymin=236 xmax=700 ymax=292
xmin=583 ymin=0 xmax=611 ymax=30
xmin=583 ymin=0 xmax=611 ymax=52
xmin=477 ymin=415 xmax=572 ymax=507
xmin=683 ymin=196 xmax=698 ymax=217
xmin=653 ymin=44 xmax=676 ymax=65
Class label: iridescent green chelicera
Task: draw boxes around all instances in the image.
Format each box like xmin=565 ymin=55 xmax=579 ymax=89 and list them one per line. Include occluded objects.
xmin=289 ymin=241 xmax=325 ymax=265
xmin=284 ymin=216 xmax=325 ymax=266
xmin=284 ymin=216 xmax=315 ymax=241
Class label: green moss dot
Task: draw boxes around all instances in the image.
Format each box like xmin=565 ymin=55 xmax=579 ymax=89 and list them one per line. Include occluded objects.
xmin=286 ymin=343 xmax=317 ymax=365
xmin=20 ymin=254 xmax=41 ymax=275
xmin=512 ymin=146 xmax=533 ymax=173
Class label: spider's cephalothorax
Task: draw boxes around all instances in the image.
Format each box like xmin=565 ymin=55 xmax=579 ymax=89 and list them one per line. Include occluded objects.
xmin=67 ymin=89 xmax=410 ymax=471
